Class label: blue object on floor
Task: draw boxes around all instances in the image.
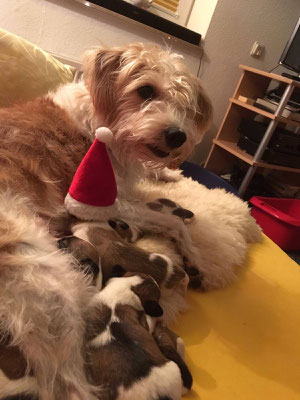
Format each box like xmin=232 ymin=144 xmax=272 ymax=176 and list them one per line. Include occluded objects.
xmin=180 ymin=161 xmax=239 ymax=196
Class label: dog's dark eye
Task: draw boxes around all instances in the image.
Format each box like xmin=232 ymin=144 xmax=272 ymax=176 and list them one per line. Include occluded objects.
xmin=137 ymin=85 xmax=154 ymax=100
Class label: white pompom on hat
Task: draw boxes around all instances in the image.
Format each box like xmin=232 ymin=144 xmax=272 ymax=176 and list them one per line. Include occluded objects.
xmin=95 ymin=127 xmax=113 ymax=144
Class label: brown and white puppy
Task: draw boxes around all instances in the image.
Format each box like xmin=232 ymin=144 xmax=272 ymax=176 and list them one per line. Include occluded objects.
xmin=86 ymin=270 xmax=192 ymax=400
xmin=0 ymin=43 xmax=211 ymax=399
xmin=58 ymin=218 xmax=189 ymax=322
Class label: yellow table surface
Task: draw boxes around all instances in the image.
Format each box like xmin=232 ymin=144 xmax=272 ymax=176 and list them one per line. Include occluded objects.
xmin=174 ymin=235 xmax=300 ymax=400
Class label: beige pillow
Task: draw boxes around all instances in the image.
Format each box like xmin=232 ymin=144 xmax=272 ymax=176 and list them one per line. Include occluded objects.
xmin=0 ymin=28 xmax=75 ymax=107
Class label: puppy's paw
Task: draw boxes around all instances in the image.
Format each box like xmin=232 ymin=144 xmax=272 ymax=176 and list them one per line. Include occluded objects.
xmin=176 ymin=337 xmax=186 ymax=360
xmin=187 ymin=269 xmax=204 ymax=290
xmin=183 ymin=257 xmax=204 ymax=290
xmin=108 ymin=218 xmax=142 ymax=243
xmin=147 ymin=198 xmax=194 ymax=222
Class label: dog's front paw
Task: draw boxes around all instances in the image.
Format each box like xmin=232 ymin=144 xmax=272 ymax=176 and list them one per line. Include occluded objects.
xmin=108 ymin=218 xmax=142 ymax=243
xmin=147 ymin=198 xmax=194 ymax=222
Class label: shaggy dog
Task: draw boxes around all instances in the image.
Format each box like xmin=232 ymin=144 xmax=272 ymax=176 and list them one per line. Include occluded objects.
xmin=63 ymin=45 xmax=212 ymax=275
xmin=0 ymin=43 xmax=212 ymax=399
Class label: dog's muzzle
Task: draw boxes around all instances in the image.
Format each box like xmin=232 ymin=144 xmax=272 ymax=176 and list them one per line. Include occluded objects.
xmin=164 ymin=128 xmax=186 ymax=149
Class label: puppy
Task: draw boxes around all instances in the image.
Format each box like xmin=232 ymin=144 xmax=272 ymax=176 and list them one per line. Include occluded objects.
xmin=85 ymin=269 xmax=192 ymax=400
xmin=59 ymin=218 xmax=189 ymax=322
xmin=0 ymin=43 xmax=211 ymax=398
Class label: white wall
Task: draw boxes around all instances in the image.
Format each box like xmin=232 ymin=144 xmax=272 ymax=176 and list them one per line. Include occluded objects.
xmin=190 ymin=0 xmax=300 ymax=164
xmin=187 ymin=0 xmax=218 ymax=37
xmin=0 ymin=0 xmax=202 ymax=74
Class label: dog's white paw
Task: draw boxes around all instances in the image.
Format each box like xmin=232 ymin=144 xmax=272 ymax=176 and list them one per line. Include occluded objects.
xmin=147 ymin=198 xmax=194 ymax=223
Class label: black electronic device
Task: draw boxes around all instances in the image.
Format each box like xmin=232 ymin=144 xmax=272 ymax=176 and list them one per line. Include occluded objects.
xmin=238 ymin=119 xmax=300 ymax=157
xmin=279 ymin=17 xmax=300 ymax=75
xmin=237 ymin=135 xmax=300 ymax=169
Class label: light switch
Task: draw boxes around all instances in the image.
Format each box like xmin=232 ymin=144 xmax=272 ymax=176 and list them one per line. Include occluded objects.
xmin=250 ymin=41 xmax=264 ymax=57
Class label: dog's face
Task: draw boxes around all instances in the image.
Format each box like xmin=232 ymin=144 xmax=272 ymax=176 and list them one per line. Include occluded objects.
xmin=84 ymin=43 xmax=213 ymax=168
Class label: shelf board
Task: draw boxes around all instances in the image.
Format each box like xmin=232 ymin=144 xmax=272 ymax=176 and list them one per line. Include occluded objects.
xmin=239 ymin=65 xmax=300 ymax=88
xmin=213 ymin=139 xmax=300 ymax=173
xmin=213 ymin=139 xmax=254 ymax=165
xmin=230 ymin=98 xmax=300 ymax=127
xmin=276 ymin=115 xmax=300 ymax=128
xmin=255 ymin=161 xmax=300 ymax=173
xmin=230 ymin=98 xmax=276 ymax=119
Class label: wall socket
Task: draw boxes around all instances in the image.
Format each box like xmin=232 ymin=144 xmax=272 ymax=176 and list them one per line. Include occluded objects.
xmin=250 ymin=41 xmax=264 ymax=57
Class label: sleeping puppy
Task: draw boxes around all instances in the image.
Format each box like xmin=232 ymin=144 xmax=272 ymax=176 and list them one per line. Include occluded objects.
xmin=58 ymin=219 xmax=189 ymax=322
xmin=85 ymin=268 xmax=192 ymax=400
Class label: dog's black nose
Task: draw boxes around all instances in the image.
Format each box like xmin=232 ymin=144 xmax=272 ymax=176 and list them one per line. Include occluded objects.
xmin=164 ymin=128 xmax=186 ymax=149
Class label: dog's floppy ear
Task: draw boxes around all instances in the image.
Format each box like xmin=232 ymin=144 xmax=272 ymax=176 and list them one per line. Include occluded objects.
xmin=190 ymin=75 xmax=213 ymax=144
xmin=83 ymin=48 xmax=123 ymax=123
xmin=143 ymin=300 xmax=163 ymax=317
xmin=111 ymin=264 xmax=126 ymax=278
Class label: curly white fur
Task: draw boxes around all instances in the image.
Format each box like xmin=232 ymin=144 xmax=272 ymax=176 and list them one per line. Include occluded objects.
xmin=0 ymin=191 xmax=96 ymax=399
xmin=134 ymin=176 xmax=262 ymax=290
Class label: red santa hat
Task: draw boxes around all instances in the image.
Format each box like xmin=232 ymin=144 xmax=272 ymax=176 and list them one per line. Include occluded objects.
xmin=64 ymin=127 xmax=117 ymax=220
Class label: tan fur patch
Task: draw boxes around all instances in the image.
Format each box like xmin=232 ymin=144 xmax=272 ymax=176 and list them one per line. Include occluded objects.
xmin=0 ymin=98 xmax=91 ymax=217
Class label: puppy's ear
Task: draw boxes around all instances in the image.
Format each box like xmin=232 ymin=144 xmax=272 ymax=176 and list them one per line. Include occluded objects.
xmin=143 ymin=300 xmax=163 ymax=317
xmin=111 ymin=264 xmax=126 ymax=278
xmin=83 ymin=48 xmax=123 ymax=123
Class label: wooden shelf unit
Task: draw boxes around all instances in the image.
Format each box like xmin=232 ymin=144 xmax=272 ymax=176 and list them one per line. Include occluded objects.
xmin=205 ymin=65 xmax=300 ymax=196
